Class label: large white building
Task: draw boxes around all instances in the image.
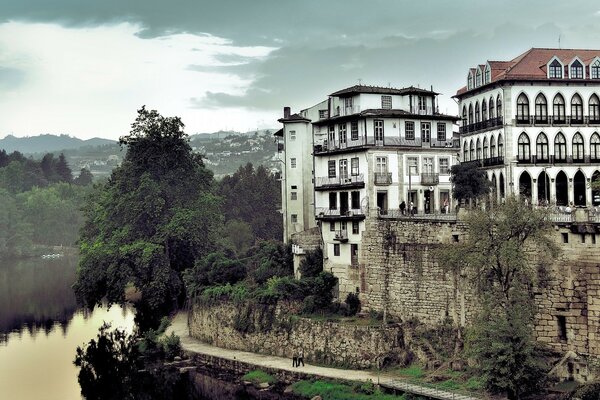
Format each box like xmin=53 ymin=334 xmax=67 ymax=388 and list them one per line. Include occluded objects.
xmin=455 ymin=48 xmax=600 ymax=206
xmin=278 ymin=85 xmax=459 ymax=289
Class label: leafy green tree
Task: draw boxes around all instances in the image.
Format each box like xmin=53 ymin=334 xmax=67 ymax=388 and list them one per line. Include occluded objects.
xmin=438 ymin=196 xmax=559 ymax=399
xmin=450 ymin=162 xmax=491 ymax=204
xmin=299 ymin=247 xmax=323 ymax=278
xmin=0 ymin=189 xmax=32 ymax=258
xmin=40 ymin=153 xmax=59 ymax=183
xmin=74 ymin=107 xmax=223 ymax=329
xmin=55 ymin=153 xmax=72 ymax=183
xmin=74 ymin=168 xmax=94 ymax=186
xmin=245 ymin=240 xmax=293 ymax=284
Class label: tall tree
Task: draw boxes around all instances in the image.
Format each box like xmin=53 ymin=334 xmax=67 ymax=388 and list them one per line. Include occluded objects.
xmin=74 ymin=107 xmax=223 ymax=329
xmin=55 ymin=153 xmax=72 ymax=183
xmin=450 ymin=162 xmax=491 ymax=204
xmin=74 ymin=168 xmax=94 ymax=186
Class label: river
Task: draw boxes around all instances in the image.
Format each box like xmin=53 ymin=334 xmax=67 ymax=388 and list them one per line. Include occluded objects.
xmin=0 ymin=256 xmax=135 ymax=400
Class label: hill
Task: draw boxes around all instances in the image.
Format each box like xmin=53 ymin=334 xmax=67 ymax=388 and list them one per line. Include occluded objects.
xmin=0 ymin=134 xmax=115 ymax=154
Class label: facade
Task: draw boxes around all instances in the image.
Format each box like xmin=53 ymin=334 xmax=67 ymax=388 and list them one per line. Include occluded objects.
xmin=455 ymin=48 xmax=600 ymax=206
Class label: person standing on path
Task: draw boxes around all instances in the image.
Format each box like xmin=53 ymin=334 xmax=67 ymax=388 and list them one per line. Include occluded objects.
xmin=297 ymin=348 xmax=305 ymax=367
xmin=292 ymin=349 xmax=297 ymax=367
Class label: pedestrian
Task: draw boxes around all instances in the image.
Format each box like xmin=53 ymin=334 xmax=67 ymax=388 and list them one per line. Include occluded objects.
xmin=443 ymin=198 xmax=449 ymax=214
xmin=292 ymin=349 xmax=297 ymax=368
xmin=409 ymin=200 xmax=415 ymax=215
xmin=400 ymin=200 xmax=406 ymax=215
xmin=297 ymin=348 xmax=305 ymax=367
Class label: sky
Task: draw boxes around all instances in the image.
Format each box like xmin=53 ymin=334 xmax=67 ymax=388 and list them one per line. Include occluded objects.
xmin=2 ymin=1 xmax=600 ymax=140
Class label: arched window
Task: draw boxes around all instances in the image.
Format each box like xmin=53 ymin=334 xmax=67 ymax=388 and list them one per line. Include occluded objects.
xmin=470 ymin=140 xmax=475 ymax=161
xmin=571 ymin=94 xmax=583 ymax=123
xmin=589 ymin=94 xmax=600 ymax=123
xmin=468 ymin=104 xmax=474 ymax=125
xmin=462 ymin=106 xmax=467 ymax=127
xmin=549 ymin=59 xmax=563 ymax=78
xmin=490 ymin=135 xmax=496 ymax=157
xmin=573 ymin=132 xmax=585 ymax=161
xmin=516 ymin=93 xmax=530 ymax=122
xmin=496 ymin=95 xmax=502 ymax=119
xmin=518 ymin=133 xmax=530 ymax=161
xmin=468 ymin=74 xmax=473 ymax=90
xmin=570 ymin=59 xmax=584 ymax=79
xmin=476 ymin=69 xmax=482 ymax=86
xmin=476 ymin=138 xmax=482 ymax=160
xmin=554 ymin=132 xmax=567 ymax=161
xmin=475 ymin=102 xmax=481 ymax=123
xmin=591 ymin=132 xmax=600 ymax=161
xmin=489 ymin=97 xmax=495 ymax=119
xmin=483 ymin=137 xmax=489 ymax=159
xmin=497 ymin=134 xmax=504 ymax=157
xmin=485 ymin=66 xmax=491 ymax=83
xmin=536 ymin=133 xmax=549 ymax=162
xmin=535 ymin=93 xmax=548 ymax=123
xmin=482 ymin=99 xmax=488 ymax=121
xmin=553 ymin=94 xmax=566 ymax=123
xmin=592 ymin=59 xmax=600 ymax=79
xmin=463 ymin=141 xmax=469 ymax=161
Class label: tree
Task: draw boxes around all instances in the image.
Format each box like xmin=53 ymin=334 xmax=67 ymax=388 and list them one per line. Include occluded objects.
xmin=55 ymin=153 xmax=72 ymax=183
xmin=74 ymin=107 xmax=223 ymax=329
xmin=438 ymin=196 xmax=559 ymax=399
xmin=74 ymin=168 xmax=94 ymax=186
xmin=450 ymin=162 xmax=491 ymax=204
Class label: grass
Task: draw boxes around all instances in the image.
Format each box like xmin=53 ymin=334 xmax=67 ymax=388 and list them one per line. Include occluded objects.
xmin=395 ymin=365 xmax=425 ymax=380
xmin=241 ymin=370 xmax=277 ymax=385
xmin=291 ymin=380 xmax=407 ymax=400
xmin=302 ymin=313 xmax=388 ymax=327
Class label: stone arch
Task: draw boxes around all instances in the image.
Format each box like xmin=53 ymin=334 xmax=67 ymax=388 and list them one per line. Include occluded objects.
xmin=499 ymin=172 xmax=505 ymax=199
xmin=537 ymin=170 xmax=550 ymax=204
xmin=519 ymin=171 xmax=532 ymax=203
xmin=574 ymin=170 xmax=587 ymax=206
xmin=555 ymin=170 xmax=568 ymax=206
xmin=592 ymin=170 xmax=600 ymax=206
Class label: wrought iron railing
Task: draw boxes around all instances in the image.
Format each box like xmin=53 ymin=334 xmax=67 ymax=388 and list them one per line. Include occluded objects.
xmin=374 ymin=172 xmax=392 ymax=185
xmin=315 ymin=174 xmax=365 ymax=189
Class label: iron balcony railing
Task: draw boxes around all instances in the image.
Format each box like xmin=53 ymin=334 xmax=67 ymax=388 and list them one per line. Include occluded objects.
xmin=420 ymin=173 xmax=439 ymax=185
xmin=459 ymin=117 xmax=503 ymax=134
xmin=374 ymin=172 xmax=392 ymax=185
xmin=315 ymin=174 xmax=365 ymax=189
xmin=314 ymin=135 xmax=459 ymax=154
xmin=333 ymin=229 xmax=348 ymax=242
xmin=315 ymin=207 xmax=366 ymax=218
xmin=379 ymin=209 xmax=457 ymax=221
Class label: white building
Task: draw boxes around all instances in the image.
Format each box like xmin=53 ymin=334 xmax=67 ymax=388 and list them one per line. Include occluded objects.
xmin=455 ymin=48 xmax=600 ymax=206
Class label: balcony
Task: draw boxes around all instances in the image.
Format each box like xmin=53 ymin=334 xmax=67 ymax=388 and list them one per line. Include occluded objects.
xmin=314 ymin=174 xmax=365 ymax=191
xmin=315 ymin=207 xmax=366 ymax=220
xmin=314 ymin=135 xmax=459 ymax=155
xmin=534 ymin=116 xmax=549 ymax=125
xmin=482 ymin=156 xmax=504 ymax=167
xmin=421 ymin=173 xmax=439 ymax=185
xmin=333 ymin=229 xmax=348 ymax=242
xmin=459 ymin=117 xmax=503 ymax=134
xmin=570 ymin=116 xmax=585 ymax=125
xmin=517 ymin=156 xmax=532 ymax=165
xmin=515 ymin=116 xmax=532 ymax=126
xmin=379 ymin=209 xmax=457 ymax=221
xmin=410 ymin=105 xmax=434 ymax=115
xmin=374 ymin=172 xmax=392 ymax=185
xmin=552 ymin=116 xmax=567 ymax=125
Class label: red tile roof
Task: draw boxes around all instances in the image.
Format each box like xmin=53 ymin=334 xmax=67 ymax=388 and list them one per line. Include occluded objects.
xmin=456 ymin=48 xmax=600 ymax=96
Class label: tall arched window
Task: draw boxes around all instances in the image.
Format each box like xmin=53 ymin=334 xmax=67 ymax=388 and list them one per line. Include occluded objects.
xmin=518 ymin=133 xmax=530 ymax=161
xmin=468 ymin=104 xmax=474 ymax=125
xmin=497 ymin=134 xmax=504 ymax=157
xmin=482 ymin=99 xmax=488 ymax=121
xmin=554 ymin=132 xmax=567 ymax=161
xmin=573 ymin=132 xmax=585 ymax=161
xmin=476 ymin=138 xmax=482 ymax=160
xmin=485 ymin=66 xmax=491 ymax=83
xmin=589 ymin=94 xmax=600 ymax=123
xmin=592 ymin=59 xmax=600 ymax=79
xmin=490 ymin=135 xmax=496 ymax=157
xmin=536 ymin=133 xmax=549 ymax=162
xmin=462 ymin=106 xmax=467 ymax=127
xmin=483 ymin=137 xmax=489 ymax=159
xmin=591 ymin=132 xmax=600 ymax=161
xmin=496 ymin=95 xmax=502 ymax=119
xmin=553 ymin=94 xmax=566 ymax=123
xmin=516 ymin=93 xmax=529 ymax=122
xmin=470 ymin=140 xmax=475 ymax=161
xmin=467 ymin=74 xmax=473 ymax=90
xmin=476 ymin=69 xmax=482 ymax=86
xmin=549 ymin=59 xmax=563 ymax=78
xmin=489 ymin=97 xmax=495 ymax=119
xmin=475 ymin=102 xmax=481 ymax=123
xmin=571 ymin=94 xmax=583 ymax=123
xmin=463 ymin=141 xmax=469 ymax=161
xmin=535 ymin=93 xmax=548 ymax=123
xmin=570 ymin=60 xmax=584 ymax=79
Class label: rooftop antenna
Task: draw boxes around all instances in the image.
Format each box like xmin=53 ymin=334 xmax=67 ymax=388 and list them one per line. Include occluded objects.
xmin=358 ymin=78 xmax=363 ymax=85
xmin=558 ymin=34 xmax=561 ymax=49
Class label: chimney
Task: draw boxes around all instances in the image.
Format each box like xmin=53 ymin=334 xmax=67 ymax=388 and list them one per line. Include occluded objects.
xmin=283 ymin=107 xmax=291 ymax=118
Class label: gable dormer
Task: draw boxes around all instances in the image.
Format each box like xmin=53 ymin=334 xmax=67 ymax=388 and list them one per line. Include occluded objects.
xmin=484 ymin=62 xmax=492 ymax=84
xmin=568 ymin=57 xmax=585 ymax=79
xmin=476 ymin=66 xmax=483 ymax=87
xmin=590 ymin=56 xmax=600 ymax=79
xmin=547 ymin=56 xmax=564 ymax=79
xmin=467 ymin=69 xmax=475 ymax=90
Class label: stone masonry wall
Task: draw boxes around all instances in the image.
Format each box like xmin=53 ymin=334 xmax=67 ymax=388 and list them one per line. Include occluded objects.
xmin=189 ymin=301 xmax=404 ymax=369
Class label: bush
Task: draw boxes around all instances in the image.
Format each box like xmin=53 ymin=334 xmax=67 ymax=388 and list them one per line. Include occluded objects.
xmin=241 ymin=370 xmax=276 ymax=385
xmin=568 ymin=383 xmax=600 ymax=400
xmin=302 ymin=295 xmax=318 ymax=314
xmin=299 ymin=247 xmax=323 ymax=278
xmin=161 ymin=332 xmax=182 ymax=360
xmin=345 ymin=292 xmax=361 ymax=316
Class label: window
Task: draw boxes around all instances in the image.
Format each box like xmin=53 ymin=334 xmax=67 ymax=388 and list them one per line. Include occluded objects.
xmin=468 ymin=104 xmax=473 ymax=124
xmin=476 ymin=69 xmax=482 ymax=86
xmin=463 ymin=142 xmax=469 ymax=161
xmin=439 ymin=158 xmax=449 ymax=174
xmin=536 ymin=133 xmax=549 ymax=161
xmin=490 ymin=135 xmax=496 ymax=157
xmin=590 ymin=95 xmax=600 ymax=122
xmin=485 ymin=66 xmax=491 ymax=83
xmin=518 ymin=133 xmax=530 ymax=161
xmin=341 ymin=221 xmax=347 ymax=231
xmin=418 ymin=96 xmax=426 ymax=112
xmin=570 ymin=60 xmax=584 ymax=79
xmin=339 ymin=159 xmax=348 ymax=179
xmin=467 ymin=73 xmax=473 ymax=89
xmin=549 ymin=59 xmax=563 ymax=78
xmin=328 ymin=160 xmax=336 ymax=178
xmin=483 ymin=137 xmax=489 ymax=159
xmin=289 ymin=130 xmax=296 ymax=140
xmin=498 ymin=134 xmax=504 ymax=156
xmin=351 ymin=191 xmax=360 ymax=209
xmin=476 ymin=139 xmax=482 ymax=160
xmin=571 ymin=94 xmax=583 ymax=122
xmin=319 ymin=110 xmax=327 ymax=119
xmin=375 ymin=156 xmax=388 ymax=173
xmin=291 ymin=214 xmax=298 ymax=223
xmin=496 ymin=95 xmax=502 ymax=118
xmin=461 ymin=106 xmax=467 ymax=127
xmin=339 ymin=123 xmax=347 ymax=145
xmin=407 ymin=157 xmax=418 ymax=174
xmin=573 ymin=132 xmax=585 ymax=161
xmin=351 ymin=121 xmax=359 ymax=140
xmin=557 ymin=315 xmax=567 ymax=341
xmin=352 ymin=221 xmax=359 ymax=234
xmin=535 ymin=94 xmax=548 ymax=122
xmin=591 ymin=133 xmax=600 ymax=160
xmin=329 ymin=192 xmax=337 ymax=210
xmin=489 ymin=97 xmax=495 ymax=119
xmin=592 ymin=59 xmax=600 ymax=79
xmin=405 ymin=121 xmax=415 ymax=140
xmin=423 ymin=157 xmax=434 ymax=174
xmin=333 ymin=244 xmax=340 ymax=257
xmin=290 ymin=158 xmax=297 ymax=168
xmin=328 ymin=125 xmax=335 ymax=143
xmin=381 ymin=95 xmax=392 ymax=109
xmin=351 ymin=157 xmax=359 ymax=176
xmin=554 ymin=132 xmax=567 ymax=161
xmin=516 ymin=93 xmax=529 ymax=121
xmin=553 ymin=94 xmax=566 ymax=122
xmin=330 ymin=221 xmax=335 ymax=231
xmin=482 ymin=99 xmax=488 ymax=121
xmin=421 ymin=122 xmax=431 ymax=143
xmin=470 ymin=140 xmax=475 ymax=160
xmin=561 ymin=232 xmax=569 ymax=243
xmin=291 ymin=191 xmax=297 ymax=200
xmin=345 ymin=97 xmax=353 ymax=108
xmin=437 ymin=123 xmax=446 ymax=141
xmin=475 ymin=102 xmax=481 ymax=122
xmin=291 ymin=185 xmax=297 ymax=189
xmin=374 ymin=120 xmax=384 ymax=142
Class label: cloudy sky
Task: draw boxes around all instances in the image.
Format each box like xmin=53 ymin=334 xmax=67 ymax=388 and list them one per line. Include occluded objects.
xmin=1 ymin=0 xmax=600 ymax=139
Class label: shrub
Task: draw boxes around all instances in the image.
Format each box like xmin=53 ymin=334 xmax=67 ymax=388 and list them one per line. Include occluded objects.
xmin=241 ymin=370 xmax=276 ymax=385
xmin=345 ymin=292 xmax=361 ymax=316
xmin=568 ymin=383 xmax=600 ymax=400
xmin=299 ymin=247 xmax=323 ymax=278
xmin=161 ymin=332 xmax=182 ymax=360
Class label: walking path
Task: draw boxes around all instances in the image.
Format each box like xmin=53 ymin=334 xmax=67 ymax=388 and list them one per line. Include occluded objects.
xmin=167 ymin=312 xmax=482 ymax=400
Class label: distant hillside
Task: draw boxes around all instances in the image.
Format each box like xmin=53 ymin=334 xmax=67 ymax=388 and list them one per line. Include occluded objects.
xmin=190 ymin=129 xmax=275 ymax=142
xmin=0 ymin=134 xmax=115 ymax=154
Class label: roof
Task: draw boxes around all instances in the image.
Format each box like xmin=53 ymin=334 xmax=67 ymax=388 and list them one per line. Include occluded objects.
xmin=273 ymin=128 xmax=283 ymax=137
xmin=330 ymin=84 xmax=439 ymax=97
xmin=313 ymin=108 xmax=458 ymax=125
xmin=277 ymin=113 xmax=311 ymax=123
xmin=456 ymin=48 xmax=600 ymax=96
